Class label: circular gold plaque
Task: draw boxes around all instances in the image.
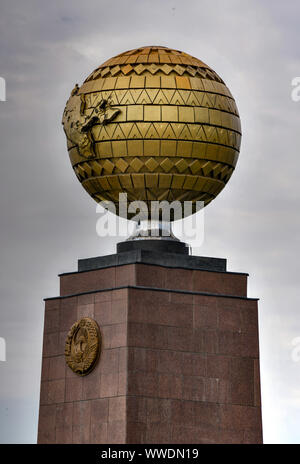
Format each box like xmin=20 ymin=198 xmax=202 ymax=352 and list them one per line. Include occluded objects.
xmin=65 ymin=317 xmax=101 ymax=376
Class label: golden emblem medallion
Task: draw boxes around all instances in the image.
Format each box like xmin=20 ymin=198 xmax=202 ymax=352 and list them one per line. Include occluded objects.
xmin=65 ymin=317 xmax=101 ymax=376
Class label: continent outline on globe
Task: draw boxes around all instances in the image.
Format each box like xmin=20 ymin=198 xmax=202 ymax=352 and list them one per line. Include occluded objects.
xmin=62 ymin=86 xmax=121 ymax=159
xmin=62 ymin=45 xmax=241 ymax=219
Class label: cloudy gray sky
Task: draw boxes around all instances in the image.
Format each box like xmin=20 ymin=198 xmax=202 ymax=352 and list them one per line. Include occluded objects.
xmin=0 ymin=0 xmax=299 ymax=444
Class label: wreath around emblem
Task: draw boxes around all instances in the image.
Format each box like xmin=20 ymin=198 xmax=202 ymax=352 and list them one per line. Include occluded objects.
xmin=65 ymin=317 xmax=101 ymax=376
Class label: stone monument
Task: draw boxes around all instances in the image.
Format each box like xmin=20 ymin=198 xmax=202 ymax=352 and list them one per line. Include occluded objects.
xmin=37 ymin=46 xmax=263 ymax=444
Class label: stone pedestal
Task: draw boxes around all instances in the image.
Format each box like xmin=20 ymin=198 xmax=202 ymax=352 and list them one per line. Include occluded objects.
xmin=37 ymin=250 xmax=263 ymax=444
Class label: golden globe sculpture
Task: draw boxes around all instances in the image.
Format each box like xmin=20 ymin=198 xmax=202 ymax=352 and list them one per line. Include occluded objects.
xmin=62 ymin=46 xmax=241 ymax=221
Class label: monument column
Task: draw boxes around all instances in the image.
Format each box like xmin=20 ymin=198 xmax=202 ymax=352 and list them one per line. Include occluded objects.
xmin=38 ymin=249 xmax=262 ymax=444
xmin=38 ymin=45 xmax=263 ymax=444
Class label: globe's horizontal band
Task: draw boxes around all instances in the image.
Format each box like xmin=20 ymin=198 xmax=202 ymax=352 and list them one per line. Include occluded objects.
xmin=91 ymin=187 xmax=216 ymax=202
xmin=90 ymin=185 xmax=218 ymax=198
xmin=81 ymin=172 xmax=228 ymax=197
xmin=84 ymin=64 xmax=224 ymax=84
xmin=86 ymin=104 xmax=239 ymax=123
xmin=73 ymin=157 xmax=234 ymax=182
xmin=70 ymin=135 xmax=240 ymax=156
xmin=84 ymin=90 xmax=239 ymax=117
xmin=69 ymin=143 xmax=239 ymax=170
xmin=90 ymin=117 xmax=241 ymax=137
xmin=81 ymin=86 xmax=236 ymax=108
xmin=66 ymin=126 xmax=241 ymax=158
xmin=67 ymin=135 xmax=240 ymax=155
xmin=73 ymin=151 xmax=236 ymax=177
xmin=92 ymin=192 xmax=215 ymax=204
xmin=92 ymin=121 xmax=241 ymax=139
xmin=72 ymin=158 xmax=236 ymax=183
xmin=81 ymin=87 xmax=237 ymax=111
xmin=68 ymin=139 xmax=239 ymax=165
xmin=91 ymin=195 xmax=216 ymax=207
xmin=86 ymin=61 xmax=218 ymax=76
xmin=66 ymin=121 xmax=241 ymax=149
xmin=68 ymin=133 xmax=240 ymax=150
xmin=78 ymin=76 xmax=233 ymax=99
xmin=70 ymin=144 xmax=238 ymax=170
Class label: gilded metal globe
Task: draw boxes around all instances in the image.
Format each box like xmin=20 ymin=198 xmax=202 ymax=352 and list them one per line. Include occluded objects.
xmin=62 ymin=46 xmax=241 ymax=219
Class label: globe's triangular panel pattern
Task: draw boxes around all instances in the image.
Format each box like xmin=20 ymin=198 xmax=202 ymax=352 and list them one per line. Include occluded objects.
xmin=62 ymin=46 xmax=241 ymax=218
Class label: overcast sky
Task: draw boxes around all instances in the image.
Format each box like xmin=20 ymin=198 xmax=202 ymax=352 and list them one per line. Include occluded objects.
xmin=0 ymin=0 xmax=299 ymax=444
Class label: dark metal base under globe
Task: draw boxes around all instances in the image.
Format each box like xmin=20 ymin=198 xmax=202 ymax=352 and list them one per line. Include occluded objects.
xmin=117 ymin=219 xmax=189 ymax=255
xmin=77 ymin=248 xmax=227 ymax=274
xmin=117 ymin=238 xmax=189 ymax=255
xmin=77 ymin=212 xmax=226 ymax=273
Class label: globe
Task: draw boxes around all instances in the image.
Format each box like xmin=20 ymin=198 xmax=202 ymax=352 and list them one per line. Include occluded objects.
xmin=62 ymin=46 xmax=241 ymax=220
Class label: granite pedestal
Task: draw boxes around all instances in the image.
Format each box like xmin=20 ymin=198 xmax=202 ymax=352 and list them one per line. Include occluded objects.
xmin=37 ymin=247 xmax=263 ymax=444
